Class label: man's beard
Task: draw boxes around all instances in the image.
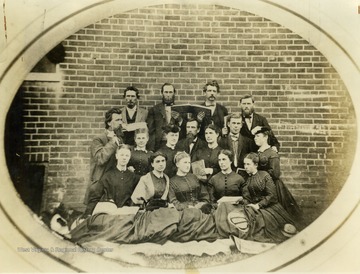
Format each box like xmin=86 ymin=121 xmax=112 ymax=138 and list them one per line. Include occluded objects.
xmin=127 ymin=102 xmax=135 ymax=109
xmin=162 ymin=96 xmax=175 ymax=106
xmin=186 ymin=132 xmax=195 ymax=141
xmin=114 ymin=127 xmax=124 ymax=138
xmin=242 ymin=108 xmax=254 ymax=118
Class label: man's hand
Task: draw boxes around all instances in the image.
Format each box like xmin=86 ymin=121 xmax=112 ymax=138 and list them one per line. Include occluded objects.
xmin=171 ymin=111 xmax=183 ymax=123
xmin=197 ymin=111 xmax=205 ymax=122
xmin=246 ymin=203 xmax=260 ymax=211
xmin=251 ymin=126 xmax=262 ymax=135
xmin=107 ymin=131 xmax=121 ymax=146
xmin=204 ymin=168 xmax=213 ymax=175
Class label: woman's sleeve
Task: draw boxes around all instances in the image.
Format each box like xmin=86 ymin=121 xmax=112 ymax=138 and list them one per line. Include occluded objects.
xmin=267 ymin=154 xmax=281 ymax=180
xmin=131 ymin=176 xmax=149 ymax=204
xmin=169 ymin=181 xmax=189 ymax=210
xmin=208 ymin=177 xmax=216 ymax=203
xmin=258 ymin=174 xmax=278 ymax=208
xmin=198 ymin=181 xmax=210 ymax=203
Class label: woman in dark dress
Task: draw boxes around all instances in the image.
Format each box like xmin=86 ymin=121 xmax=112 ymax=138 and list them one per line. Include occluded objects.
xmin=208 ymin=149 xmax=246 ymax=203
xmin=192 ymin=124 xmax=222 ymax=182
xmin=169 ymin=151 xmax=210 ymax=211
xmin=131 ymin=151 xmax=169 ymax=206
xmin=215 ymin=152 xmax=298 ymax=243
xmin=242 ymin=153 xmax=297 ymax=242
xmin=128 ymin=128 xmax=153 ymax=176
xmin=254 ymin=127 xmax=303 ymax=224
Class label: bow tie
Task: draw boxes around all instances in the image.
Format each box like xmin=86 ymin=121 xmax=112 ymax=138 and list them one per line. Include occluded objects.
xmin=230 ymin=134 xmax=239 ymax=139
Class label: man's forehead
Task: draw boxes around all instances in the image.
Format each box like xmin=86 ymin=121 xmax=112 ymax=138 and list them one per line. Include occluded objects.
xmin=206 ymin=85 xmax=217 ymax=91
xmin=241 ymin=98 xmax=253 ymax=103
xmin=163 ymin=85 xmax=174 ymax=92
xmin=125 ymin=90 xmax=137 ymax=96
xmin=230 ymin=118 xmax=242 ymax=123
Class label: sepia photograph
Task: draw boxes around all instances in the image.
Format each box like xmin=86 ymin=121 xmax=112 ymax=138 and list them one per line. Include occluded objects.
xmin=0 ymin=0 xmax=360 ymax=272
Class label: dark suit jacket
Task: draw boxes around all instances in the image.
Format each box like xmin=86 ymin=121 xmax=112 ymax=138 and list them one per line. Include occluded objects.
xmin=219 ymin=134 xmax=251 ymax=169
xmin=240 ymin=112 xmax=280 ymax=152
xmin=199 ymin=102 xmax=228 ymax=138
xmin=176 ymin=137 xmax=207 ymax=160
xmin=146 ymin=103 xmax=186 ymax=151
xmin=121 ymin=106 xmax=148 ymax=146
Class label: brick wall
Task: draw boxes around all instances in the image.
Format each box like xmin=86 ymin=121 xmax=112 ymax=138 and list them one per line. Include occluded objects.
xmin=18 ymin=4 xmax=356 ymax=224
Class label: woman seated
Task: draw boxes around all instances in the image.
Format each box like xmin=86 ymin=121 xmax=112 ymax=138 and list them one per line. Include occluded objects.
xmin=208 ymin=149 xmax=246 ymax=204
xmin=254 ymin=127 xmax=302 ymax=224
xmin=131 ymin=151 xmax=169 ymax=209
xmin=169 ymin=151 xmax=211 ymax=212
xmin=229 ymin=152 xmax=297 ymax=243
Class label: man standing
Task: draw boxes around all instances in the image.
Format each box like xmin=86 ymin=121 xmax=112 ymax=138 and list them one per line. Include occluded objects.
xmin=199 ymin=80 xmax=228 ymax=138
xmin=176 ymin=118 xmax=207 ymax=160
xmin=219 ymin=113 xmax=251 ymax=171
xmin=239 ymin=94 xmax=280 ymax=152
xmin=83 ymin=107 xmax=124 ymax=209
xmin=121 ymin=86 xmax=148 ymax=146
xmin=146 ymin=83 xmax=185 ymax=151
xmin=84 ymin=144 xmax=139 ymax=215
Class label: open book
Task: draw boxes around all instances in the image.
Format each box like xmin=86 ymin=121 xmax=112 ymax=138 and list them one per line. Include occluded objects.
xmin=171 ymin=104 xmax=212 ymax=118
xmin=217 ymin=196 xmax=243 ymax=204
xmin=92 ymin=201 xmax=140 ymax=215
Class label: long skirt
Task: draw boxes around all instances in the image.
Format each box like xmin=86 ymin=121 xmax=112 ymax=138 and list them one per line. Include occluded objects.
xmin=215 ymin=202 xmax=296 ymax=243
xmin=70 ymin=207 xmax=218 ymax=245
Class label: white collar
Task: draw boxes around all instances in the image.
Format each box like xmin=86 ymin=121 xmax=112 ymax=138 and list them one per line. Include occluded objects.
xmin=258 ymin=145 xmax=271 ymax=152
xmin=126 ymin=106 xmax=137 ymax=112
xmin=152 ymin=171 xmax=164 ymax=179
xmin=134 ymin=147 xmax=147 ymax=152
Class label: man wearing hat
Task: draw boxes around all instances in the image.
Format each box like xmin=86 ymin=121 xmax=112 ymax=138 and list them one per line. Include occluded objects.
xmin=240 ymin=94 xmax=280 ymax=152
xmin=156 ymin=125 xmax=181 ymax=178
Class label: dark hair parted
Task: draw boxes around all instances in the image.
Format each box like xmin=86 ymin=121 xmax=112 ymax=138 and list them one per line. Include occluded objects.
xmin=218 ymin=149 xmax=234 ymax=163
xmin=203 ymin=80 xmax=220 ymax=93
xmin=244 ymin=152 xmax=260 ymax=165
xmin=240 ymin=94 xmax=255 ymax=103
xmin=148 ymin=151 xmax=168 ymax=166
xmin=186 ymin=118 xmax=200 ymax=128
xmin=204 ymin=124 xmax=220 ymax=134
xmin=104 ymin=107 xmax=122 ymax=129
xmin=123 ymin=86 xmax=140 ymax=99
xmin=161 ymin=83 xmax=176 ymax=94
xmin=227 ymin=112 xmax=243 ymax=123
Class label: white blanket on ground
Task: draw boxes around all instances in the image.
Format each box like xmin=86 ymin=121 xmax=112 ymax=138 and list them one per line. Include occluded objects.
xmin=81 ymin=239 xmax=234 ymax=266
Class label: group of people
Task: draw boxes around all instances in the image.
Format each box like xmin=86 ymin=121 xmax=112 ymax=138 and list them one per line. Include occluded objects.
xmin=54 ymin=81 xmax=303 ymax=245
